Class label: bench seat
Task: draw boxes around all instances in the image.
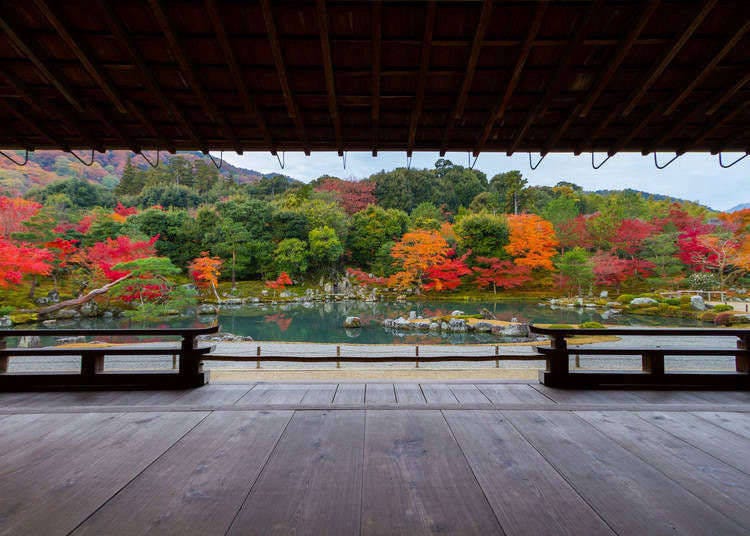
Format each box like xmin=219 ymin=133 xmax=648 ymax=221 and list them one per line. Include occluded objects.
xmin=536 ymin=346 xmax=749 ymax=356
xmin=0 ymin=344 xmax=215 ymax=357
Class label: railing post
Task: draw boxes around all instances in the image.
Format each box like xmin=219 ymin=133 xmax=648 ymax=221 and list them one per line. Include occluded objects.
xmin=0 ymin=336 xmax=7 ymax=373
xmin=179 ymin=332 xmax=204 ymax=386
xmin=415 ymin=345 xmax=419 ymax=368
xmin=540 ymin=334 xmax=570 ymax=386
xmin=256 ymin=346 xmax=261 ymax=369
xmin=81 ymin=351 xmax=104 ymax=377
xmin=642 ymin=351 xmax=665 ymax=376
xmin=336 ymin=345 xmax=341 ymax=369
xmin=495 ymin=345 xmax=499 ymax=368
xmin=737 ymin=335 xmax=749 ymax=373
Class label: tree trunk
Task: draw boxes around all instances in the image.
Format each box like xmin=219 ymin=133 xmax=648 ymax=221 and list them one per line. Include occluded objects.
xmin=28 ymin=273 xmax=132 ymax=316
xmin=231 ymin=249 xmax=236 ymax=287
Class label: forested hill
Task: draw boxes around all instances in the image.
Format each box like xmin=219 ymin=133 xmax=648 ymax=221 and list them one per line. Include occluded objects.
xmin=0 ymin=150 xmax=295 ymax=196
xmin=591 ymin=188 xmax=709 ymax=209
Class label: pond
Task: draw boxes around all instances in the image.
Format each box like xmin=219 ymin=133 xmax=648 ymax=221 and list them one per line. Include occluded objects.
xmin=16 ymin=300 xmax=704 ymax=345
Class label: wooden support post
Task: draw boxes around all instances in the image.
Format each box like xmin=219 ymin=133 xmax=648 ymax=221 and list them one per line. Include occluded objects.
xmin=575 ymin=354 xmax=581 ymax=368
xmin=737 ymin=335 xmax=749 ymax=373
xmin=172 ymin=354 xmax=177 ymax=369
xmin=81 ymin=351 xmax=104 ymax=377
xmin=256 ymin=346 xmax=261 ymax=369
xmin=495 ymin=345 xmax=499 ymax=368
xmin=642 ymin=351 xmax=665 ymax=376
xmin=336 ymin=345 xmax=341 ymax=369
xmin=0 ymin=337 xmax=7 ymax=373
xmin=415 ymin=345 xmax=419 ymax=368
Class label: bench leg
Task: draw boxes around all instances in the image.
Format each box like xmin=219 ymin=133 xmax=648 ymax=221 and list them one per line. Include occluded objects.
xmin=642 ymin=351 xmax=665 ymax=376
xmin=0 ymin=356 xmax=7 ymax=374
xmin=179 ymin=352 xmax=206 ymax=387
xmin=81 ymin=352 xmax=105 ymax=377
xmin=738 ymin=336 xmax=749 ymax=373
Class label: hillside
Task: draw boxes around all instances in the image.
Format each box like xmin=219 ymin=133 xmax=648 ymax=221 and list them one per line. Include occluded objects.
xmin=0 ymin=150 xmax=280 ymax=196
xmin=729 ymin=202 xmax=750 ymax=212
xmin=591 ymin=188 xmax=712 ymax=210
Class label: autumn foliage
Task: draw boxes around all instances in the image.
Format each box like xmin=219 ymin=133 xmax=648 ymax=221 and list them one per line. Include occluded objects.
xmin=0 ymin=196 xmax=41 ymax=237
xmin=505 ymin=214 xmax=559 ymax=270
xmin=85 ymin=235 xmax=159 ymax=280
xmin=189 ymin=252 xmax=223 ymax=299
xmin=387 ymin=230 xmax=451 ymax=289
xmin=265 ymin=272 xmax=293 ymax=290
xmin=472 ymin=257 xmax=531 ymax=293
xmin=0 ymin=238 xmax=53 ymax=287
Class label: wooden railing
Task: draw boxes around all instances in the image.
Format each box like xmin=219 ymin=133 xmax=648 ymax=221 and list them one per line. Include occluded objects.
xmin=0 ymin=325 xmax=219 ymax=391
xmin=529 ymin=325 xmax=750 ymax=389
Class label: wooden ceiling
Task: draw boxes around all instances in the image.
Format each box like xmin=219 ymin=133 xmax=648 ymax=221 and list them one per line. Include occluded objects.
xmin=0 ymin=0 xmax=748 ymax=158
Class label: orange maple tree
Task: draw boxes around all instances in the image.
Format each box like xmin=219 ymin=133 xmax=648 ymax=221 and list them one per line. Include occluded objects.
xmin=505 ymin=214 xmax=559 ymax=271
xmin=387 ymin=230 xmax=451 ymax=289
xmin=189 ymin=251 xmax=223 ymax=302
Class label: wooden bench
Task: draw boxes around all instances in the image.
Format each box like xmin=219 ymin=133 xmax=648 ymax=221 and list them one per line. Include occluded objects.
xmin=529 ymin=325 xmax=750 ymax=389
xmin=0 ymin=325 xmax=218 ymax=391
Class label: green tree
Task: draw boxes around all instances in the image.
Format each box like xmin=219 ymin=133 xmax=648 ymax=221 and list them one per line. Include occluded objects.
xmin=410 ymin=202 xmax=443 ymax=230
xmin=129 ymin=208 xmax=202 ymax=269
xmin=308 ymin=226 xmax=343 ymax=271
xmin=454 ymin=212 xmax=509 ymax=257
xmin=348 ymin=205 xmax=409 ymax=269
xmin=274 ymin=238 xmax=309 ymax=277
xmin=115 ymin=155 xmax=146 ymax=196
xmin=489 ymin=170 xmax=527 ymax=214
xmin=556 ymin=247 xmax=593 ymax=296
xmin=137 ymin=184 xmax=201 ymax=209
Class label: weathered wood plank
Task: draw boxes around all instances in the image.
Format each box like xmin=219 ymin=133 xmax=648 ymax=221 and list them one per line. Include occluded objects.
xmin=227 ymin=410 xmax=365 ymax=535
xmin=300 ymin=383 xmax=337 ymax=405
xmin=630 ymin=391 xmax=715 ymax=404
xmin=394 ymin=383 xmax=427 ymax=405
xmin=532 ymin=385 xmax=643 ymax=404
xmin=332 ymin=383 xmax=365 ymax=405
xmin=505 ymin=410 xmax=746 ymax=535
xmin=236 ymin=383 xmax=308 ymax=405
xmin=171 ymin=384 xmax=255 ymax=406
xmin=420 ymin=383 xmax=459 ymax=405
xmin=449 ymin=384 xmax=492 ymax=406
xmin=73 ymin=410 xmax=292 ymax=536
xmin=477 ymin=383 xmax=553 ymax=405
xmin=445 ymin=410 xmax=613 ymax=535
xmin=694 ymin=411 xmax=750 ymax=438
xmin=366 ymin=383 xmax=397 ymax=405
xmin=578 ymin=410 xmax=750 ymax=530
xmin=0 ymin=411 xmax=207 ymax=536
xmin=640 ymin=411 xmax=750 ymax=475
xmin=362 ymin=410 xmax=503 ymax=535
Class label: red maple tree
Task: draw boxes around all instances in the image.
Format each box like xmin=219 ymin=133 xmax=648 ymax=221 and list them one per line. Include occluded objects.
xmin=85 ymin=235 xmax=159 ymax=280
xmin=0 ymin=196 xmax=41 ymax=237
xmin=315 ymin=178 xmax=376 ymax=215
xmin=472 ymin=256 xmax=532 ymax=293
xmin=422 ymin=253 xmax=471 ymax=291
xmin=0 ymin=238 xmax=53 ymax=287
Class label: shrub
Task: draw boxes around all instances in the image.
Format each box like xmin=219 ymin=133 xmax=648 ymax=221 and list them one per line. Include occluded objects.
xmin=712 ymin=304 xmax=733 ymax=313
xmin=545 ymin=324 xmax=575 ymax=329
xmin=714 ymin=312 xmax=734 ymax=326
xmin=679 ymin=295 xmax=692 ymax=305
xmin=617 ymin=294 xmax=635 ymax=304
xmin=579 ymin=321 xmax=604 ymax=328
xmin=0 ymin=305 xmax=14 ymax=316
xmin=700 ymin=311 xmax=716 ymax=323
xmin=687 ymin=272 xmax=719 ymax=291
xmin=664 ymin=298 xmax=681 ymax=306
xmin=637 ymin=293 xmax=660 ymax=300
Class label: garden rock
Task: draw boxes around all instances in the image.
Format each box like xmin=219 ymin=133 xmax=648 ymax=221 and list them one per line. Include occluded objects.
xmin=198 ymin=304 xmax=218 ymax=315
xmin=630 ymin=297 xmax=658 ymax=306
xmin=343 ymin=316 xmax=361 ymax=328
xmin=0 ymin=316 xmax=11 ymax=327
xmin=690 ymin=295 xmax=706 ymax=311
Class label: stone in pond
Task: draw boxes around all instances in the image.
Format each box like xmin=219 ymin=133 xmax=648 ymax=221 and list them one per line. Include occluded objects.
xmin=344 ymin=316 xmax=361 ymax=328
xmin=690 ymin=295 xmax=706 ymax=311
xmin=630 ymin=297 xmax=658 ymax=306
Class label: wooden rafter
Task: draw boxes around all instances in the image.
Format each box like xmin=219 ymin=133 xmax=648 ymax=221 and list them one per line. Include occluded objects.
xmin=584 ymin=0 xmax=717 ymax=151
xmin=148 ymin=0 xmax=242 ymax=154
xmin=474 ymin=1 xmax=547 ymax=155
xmin=260 ymin=0 xmax=309 ymax=155
xmin=685 ymin=99 xmax=749 ymax=151
xmin=371 ymin=1 xmax=382 ymax=156
xmin=508 ymin=0 xmax=602 ymax=156
xmin=440 ymin=0 xmax=492 ymax=156
xmin=408 ymin=1 xmax=436 ymax=157
xmin=545 ymin=0 xmax=660 ymax=154
xmin=0 ymin=98 xmax=63 ymax=149
xmin=98 ymin=0 xmax=204 ymax=151
xmin=316 ymin=0 xmax=343 ymax=156
xmin=665 ymin=18 xmax=750 ymax=116
xmin=205 ymin=0 xmax=273 ymax=149
xmin=622 ymin=0 xmax=718 ymax=117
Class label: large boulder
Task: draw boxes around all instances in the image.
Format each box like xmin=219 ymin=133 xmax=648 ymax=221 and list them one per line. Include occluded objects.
xmin=80 ymin=301 xmax=98 ymax=317
xmin=198 ymin=304 xmax=218 ymax=315
xmin=630 ymin=297 xmax=658 ymax=306
xmin=690 ymin=295 xmax=706 ymax=311
xmin=0 ymin=316 xmax=11 ymax=327
xmin=343 ymin=316 xmax=361 ymax=328
xmin=492 ymin=323 xmax=530 ymax=338
xmin=448 ymin=318 xmax=467 ymax=332
xmin=450 ymin=310 xmax=465 ymax=317
xmin=473 ymin=322 xmax=494 ymax=333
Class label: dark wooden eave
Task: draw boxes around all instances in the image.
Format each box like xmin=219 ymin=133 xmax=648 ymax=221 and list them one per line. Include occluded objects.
xmin=0 ymin=0 xmax=747 ymax=155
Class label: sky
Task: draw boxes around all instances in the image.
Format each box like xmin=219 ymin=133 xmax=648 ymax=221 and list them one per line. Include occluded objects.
xmin=220 ymin=150 xmax=749 ymax=212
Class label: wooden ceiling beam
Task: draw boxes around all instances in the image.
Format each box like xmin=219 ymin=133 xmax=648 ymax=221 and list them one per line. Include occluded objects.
xmin=685 ymin=99 xmax=749 ymax=151
xmin=149 ymin=0 xmax=242 ymax=154
xmin=0 ymin=98 xmax=64 ymax=149
xmin=440 ymin=0 xmax=492 ymax=156
xmin=98 ymin=0 xmax=204 ymax=151
xmin=665 ymin=18 xmax=750 ymax=116
xmin=205 ymin=0 xmax=273 ymax=150
xmin=474 ymin=1 xmax=547 ymax=155
xmin=260 ymin=0 xmax=310 ymax=155
xmin=316 ymin=0 xmax=343 ymax=156
xmin=371 ymin=0 xmax=381 ymax=156
xmin=622 ymin=0 xmax=718 ymax=117
xmin=508 ymin=0 xmax=602 ymax=156
xmin=408 ymin=1 xmax=436 ymax=157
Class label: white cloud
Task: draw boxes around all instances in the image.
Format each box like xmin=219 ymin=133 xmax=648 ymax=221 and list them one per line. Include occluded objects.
xmin=219 ymin=150 xmax=749 ymax=211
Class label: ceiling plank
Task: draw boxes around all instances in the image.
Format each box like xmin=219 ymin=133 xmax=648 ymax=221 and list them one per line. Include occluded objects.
xmin=260 ymin=0 xmax=310 ymax=155
xmin=474 ymin=0 xmax=547 ymax=155
xmin=316 ymin=0 xmax=343 ymax=156
xmin=508 ymin=0 xmax=602 ymax=156
xmin=205 ymin=0 xmax=273 ymax=149
xmin=440 ymin=0 xmax=492 ymax=155
xmin=148 ymin=0 xmax=242 ymax=154
xmin=408 ymin=1 xmax=436 ymax=157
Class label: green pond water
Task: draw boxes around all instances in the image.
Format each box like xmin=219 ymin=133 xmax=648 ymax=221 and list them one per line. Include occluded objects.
xmin=19 ymin=300 xmax=703 ymax=345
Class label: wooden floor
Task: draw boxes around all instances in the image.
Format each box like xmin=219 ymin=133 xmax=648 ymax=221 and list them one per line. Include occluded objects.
xmin=2 ymin=382 xmax=750 ymax=535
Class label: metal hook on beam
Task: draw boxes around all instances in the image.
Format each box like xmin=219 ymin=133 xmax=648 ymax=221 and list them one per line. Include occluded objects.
xmin=653 ymin=152 xmax=681 ymax=169
xmin=591 ymin=152 xmax=614 ymax=170
xmin=468 ymin=151 xmax=479 ymax=170
xmin=273 ymin=151 xmax=285 ymax=169
xmin=342 ymin=151 xmax=347 ymax=170
xmin=207 ymin=151 xmax=223 ymax=170
xmin=0 ymin=148 xmax=29 ymax=166
xmin=719 ymin=152 xmax=748 ymax=168
xmin=406 ymin=153 xmax=413 ymax=170
xmin=528 ymin=152 xmax=546 ymax=170
xmin=137 ymin=149 xmax=160 ymax=168
xmin=69 ymin=148 xmax=95 ymax=167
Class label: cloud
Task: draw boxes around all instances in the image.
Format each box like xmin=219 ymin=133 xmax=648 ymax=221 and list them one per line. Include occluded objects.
xmin=220 ymin=150 xmax=749 ymax=211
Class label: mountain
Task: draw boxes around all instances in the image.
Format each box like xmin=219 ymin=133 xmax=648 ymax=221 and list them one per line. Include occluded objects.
xmin=728 ymin=202 xmax=750 ymax=212
xmin=590 ymin=188 xmax=713 ymax=210
xmin=0 ymin=150 xmax=292 ymax=196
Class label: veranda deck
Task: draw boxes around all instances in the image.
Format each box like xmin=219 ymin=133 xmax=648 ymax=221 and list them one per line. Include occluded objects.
xmin=2 ymin=381 xmax=750 ymax=535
